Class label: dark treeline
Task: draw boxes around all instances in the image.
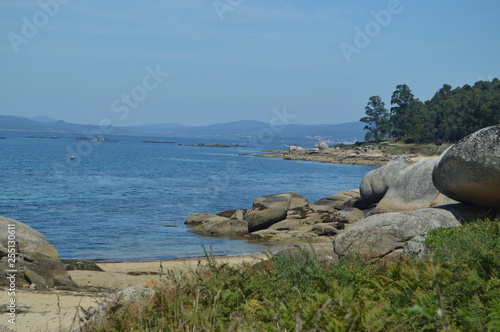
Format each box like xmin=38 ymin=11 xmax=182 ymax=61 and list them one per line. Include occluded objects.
xmin=360 ymin=78 xmax=500 ymax=143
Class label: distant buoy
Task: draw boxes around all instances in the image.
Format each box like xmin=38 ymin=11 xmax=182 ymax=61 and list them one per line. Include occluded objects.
xmin=70 ymin=156 xmax=75 ymax=160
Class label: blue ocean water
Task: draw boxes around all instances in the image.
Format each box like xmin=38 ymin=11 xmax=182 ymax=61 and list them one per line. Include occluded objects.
xmin=0 ymin=132 xmax=376 ymax=261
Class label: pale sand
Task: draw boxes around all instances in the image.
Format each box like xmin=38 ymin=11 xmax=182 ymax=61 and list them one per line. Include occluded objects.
xmin=1 ymin=253 xmax=270 ymax=332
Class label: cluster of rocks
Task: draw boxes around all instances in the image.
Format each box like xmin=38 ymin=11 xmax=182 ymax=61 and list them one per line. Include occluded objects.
xmin=186 ymin=190 xmax=368 ymax=244
xmin=188 ymin=125 xmax=500 ymax=261
xmin=260 ymin=141 xmax=392 ymax=166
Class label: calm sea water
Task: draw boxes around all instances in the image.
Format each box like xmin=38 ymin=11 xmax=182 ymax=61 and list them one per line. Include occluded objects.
xmin=0 ymin=132 xmax=376 ymax=261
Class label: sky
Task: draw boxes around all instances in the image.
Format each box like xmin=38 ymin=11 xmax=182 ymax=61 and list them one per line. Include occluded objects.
xmin=0 ymin=0 xmax=499 ymax=127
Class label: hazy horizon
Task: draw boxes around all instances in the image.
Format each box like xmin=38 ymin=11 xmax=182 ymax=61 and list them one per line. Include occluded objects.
xmin=1 ymin=1 xmax=499 ymax=127
xmin=3 ymin=114 xmax=364 ymax=128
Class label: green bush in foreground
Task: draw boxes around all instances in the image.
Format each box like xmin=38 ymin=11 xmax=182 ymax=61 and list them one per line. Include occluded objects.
xmin=88 ymin=219 xmax=500 ymax=331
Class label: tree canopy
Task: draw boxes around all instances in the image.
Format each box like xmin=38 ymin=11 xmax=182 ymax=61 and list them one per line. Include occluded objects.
xmin=361 ymin=78 xmax=500 ymax=143
xmin=360 ymin=96 xmax=390 ymax=142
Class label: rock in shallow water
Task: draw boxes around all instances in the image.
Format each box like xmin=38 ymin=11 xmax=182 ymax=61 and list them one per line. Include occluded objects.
xmin=245 ymin=193 xmax=308 ymax=232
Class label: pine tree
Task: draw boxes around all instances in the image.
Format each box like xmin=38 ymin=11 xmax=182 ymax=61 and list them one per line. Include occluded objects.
xmin=360 ymin=96 xmax=390 ymax=142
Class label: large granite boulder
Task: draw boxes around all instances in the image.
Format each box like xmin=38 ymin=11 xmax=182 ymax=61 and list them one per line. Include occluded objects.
xmin=333 ymin=206 xmax=470 ymax=261
xmin=433 ymin=125 xmax=500 ymax=208
xmin=0 ymin=216 xmax=78 ymax=289
xmin=375 ymin=157 xmax=457 ymax=212
xmin=245 ymin=193 xmax=308 ymax=232
xmin=359 ymin=156 xmax=408 ymax=204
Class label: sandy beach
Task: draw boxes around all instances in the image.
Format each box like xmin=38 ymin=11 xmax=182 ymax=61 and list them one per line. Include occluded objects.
xmin=1 ymin=253 xmax=269 ymax=332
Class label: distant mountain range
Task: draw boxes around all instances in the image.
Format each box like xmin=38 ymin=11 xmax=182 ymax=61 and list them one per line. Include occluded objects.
xmin=125 ymin=120 xmax=366 ymax=143
xmin=0 ymin=115 xmax=134 ymax=135
xmin=0 ymin=115 xmax=366 ymax=143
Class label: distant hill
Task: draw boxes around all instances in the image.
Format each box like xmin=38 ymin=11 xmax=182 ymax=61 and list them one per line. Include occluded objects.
xmin=0 ymin=115 xmax=135 ymax=135
xmin=124 ymin=120 xmax=365 ymax=143
xmin=30 ymin=115 xmax=58 ymax=123
xmin=0 ymin=115 xmax=366 ymax=143
xmin=125 ymin=122 xmax=188 ymax=132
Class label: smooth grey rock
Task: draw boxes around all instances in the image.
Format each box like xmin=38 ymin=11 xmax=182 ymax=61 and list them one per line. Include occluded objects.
xmin=250 ymin=225 xmax=330 ymax=244
xmin=359 ymin=156 xmax=408 ymax=204
xmin=437 ymin=143 xmax=453 ymax=155
xmin=303 ymin=213 xmax=324 ymax=225
xmin=433 ymin=125 xmax=500 ymax=208
xmin=190 ymin=218 xmax=248 ymax=236
xmin=246 ymin=208 xmax=288 ymax=232
xmin=310 ymin=190 xmax=362 ymax=212
xmin=376 ymin=157 xmax=457 ymax=212
xmin=331 ymin=208 xmax=366 ymax=223
xmin=185 ymin=213 xmax=218 ymax=226
xmin=24 ymin=269 xmax=50 ymax=289
xmin=0 ymin=216 xmax=77 ymax=288
xmin=245 ymin=193 xmax=308 ymax=232
xmin=252 ymin=193 xmax=291 ymax=209
xmin=312 ymin=224 xmax=339 ymax=236
xmin=288 ymin=193 xmax=309 ymax=210
xmin=333 ymin=207 xmax=464 ymax=261
xmin=403 ymin=235 xmax=429 ymax=260
xmin=315 ymin=141 xmax=330 ymax=150
xmin=230 ymin=209 xmax=245 ymax=221
xmin=289 ymin=146 xmax=306 ymax=154
xmin=269 ymin=219 xmax=302 ymax=231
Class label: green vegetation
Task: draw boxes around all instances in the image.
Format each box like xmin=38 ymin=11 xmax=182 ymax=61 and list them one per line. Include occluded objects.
xmin=360 ymin=96 xmax=390 ymax=142
xmin=87 ymin=219 xmax=500 ymax=331
xmin=361 ymin=78 xmax=500 ymax=144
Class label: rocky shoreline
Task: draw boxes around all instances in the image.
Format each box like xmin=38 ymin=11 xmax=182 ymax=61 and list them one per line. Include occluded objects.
xmin=256 ymin=145 xmax=432 ymax=166
xmin=187 ymin=125 xmax=500 ymax=261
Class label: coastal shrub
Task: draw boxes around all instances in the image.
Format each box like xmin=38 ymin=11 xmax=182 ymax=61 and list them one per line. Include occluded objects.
xmin=424 ymin=219 xmax=500 ymax=329
xmin=86 ymin=219 xmax=500 ymax=331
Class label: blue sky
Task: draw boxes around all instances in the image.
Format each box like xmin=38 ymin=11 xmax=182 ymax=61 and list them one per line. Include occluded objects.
xmin=1 ymin=0 xmax=499 ymax=126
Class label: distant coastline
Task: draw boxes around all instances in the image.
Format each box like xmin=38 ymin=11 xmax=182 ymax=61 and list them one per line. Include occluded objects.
xmin=256 ymin=143 xmax=438 ymax=166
